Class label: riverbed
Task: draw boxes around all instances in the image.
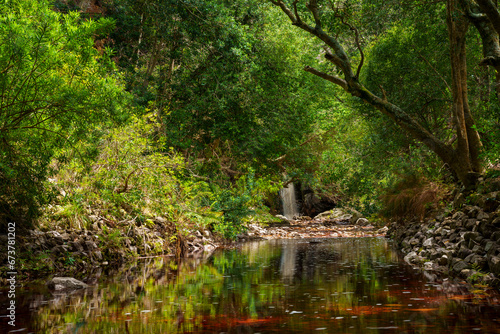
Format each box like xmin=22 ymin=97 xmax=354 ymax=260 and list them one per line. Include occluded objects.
xmin=1 ymin=237 xmax=500 ymax=333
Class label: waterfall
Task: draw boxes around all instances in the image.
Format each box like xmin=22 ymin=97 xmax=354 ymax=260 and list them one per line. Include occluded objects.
xmin=280 ymin=182 xmax=299 ymax=219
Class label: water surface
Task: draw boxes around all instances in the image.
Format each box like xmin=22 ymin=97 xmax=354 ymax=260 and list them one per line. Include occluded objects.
xmin=1 ymin=237 xmax=500 ymax=333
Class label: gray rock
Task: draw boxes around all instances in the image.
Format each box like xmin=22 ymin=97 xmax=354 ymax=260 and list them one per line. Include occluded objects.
xmin=491 ymin=231 xmax=500 ymax=242
xmin=419 ymin=250 xmax=429 ymax=258
xmin=477 ymin=211 xmax=489 ymax=221
xmin=452 ymin=211 xmax=467 ymax=222
xmin=423 ymin=238 xmax=434 ymax=248
xmin=453 ymin=260 xmax=470 ymax=273
xmin=47 ymin=277 xmax=88 ymax=291
xmin=436 ymin=214 xmax=446 ymax=222
xmin=314 ymin=209 xmax=352 ymax=221
xmin=487 ymin=255 xmax=500 ymax=275
xmin=458 ymin=246 xmax=472 ymax=259
xmin=448 ymin=233 xmax=459 ymax=243
xmin=465 ymin=219 xmax=477 ymax=230
xmin=409 ymin=238 xmax=420 ymax=246
xmin=463 ymin=205 xmax=480 ymax=218
xmin=355 ymin=218 xmax=370 ymax=226
xmin=204 ymin=244 xmax=216 ymax=253
xmin=51 ymin=245 xmax=69 ymax=256
xmin=482 ymin=273 xmax=500 ymax=286
xmin=404 ymin=251 xmax=421 ymax=265
xmin=429 ymin=249 xmax=439 ymax=260
xmin=70 ymin=240 xmax=84 ymax=253
xmin=377 ymin=226 xmax=389 ymax=234
xmin=485 ymin=241 xmax=496 ymax=253
xmin=460 ymin=269 xmax=477 ymax=279
xmin=85 ymin=240 xmax=98 ymax=251
xmin=423 ymin=261 xmax=434 ymax=271
xmin=347 ymin=208 xmax=364 ymax=224
xmin=94 ymin=250 xmax=103 ymax=261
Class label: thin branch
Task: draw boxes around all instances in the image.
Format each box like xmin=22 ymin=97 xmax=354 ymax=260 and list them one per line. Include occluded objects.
xmin=378 ymin=85 xmax=387 ymax=101
xmin=114 ymin=169 xmax=137 ymax=194
xmin=335 ymin=15 xmax=365 ymax=79
xmin=293 ymin=0 xmax=302 ymax=23
xmin=270 ymin=0 xmax=354 ymax=77
xmin=307 ymin=0 xmax=322 ymax=29
xmin=304 ymin=66 xmax=348 ymax=89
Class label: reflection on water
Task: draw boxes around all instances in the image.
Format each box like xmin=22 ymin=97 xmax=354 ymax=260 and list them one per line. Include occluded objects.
xmin=1 ymin=238 xmax=500 ymax=333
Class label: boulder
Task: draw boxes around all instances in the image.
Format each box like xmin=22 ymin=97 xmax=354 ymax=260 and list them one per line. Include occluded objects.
xmin=422 ymin=238 xmax=434 ymax=248
xmin=377 ymin=226 xmax=389 ymax=234
xmin=487 ymin=255 xmax=500 ymax=275
xmin=275 ymin=215 xmax=289 ymax=223
xmin=347 ymin=208 xmax=364 ymax=224
xmin=423 ymin=261 xmax=434 ymax=271
xmin=452 ymin=260 xmax=469 ymax=273
xmin=404 ymin=251 xmax=421 ymax=265
xmin=355 ymin=218 xmax=370 ymax=226
xmin=314 ymin=208 xmax=352 ymax=222
xmin=48 ymin=277 xmax=88 ymax=291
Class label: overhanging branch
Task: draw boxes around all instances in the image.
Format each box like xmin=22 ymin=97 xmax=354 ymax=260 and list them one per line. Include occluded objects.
xmin=304 ymin=66 xmax=348 ymax=89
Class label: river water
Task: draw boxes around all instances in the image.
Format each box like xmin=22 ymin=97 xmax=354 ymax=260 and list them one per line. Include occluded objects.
xmin=1 ymin=237 xmax=500 ymax=333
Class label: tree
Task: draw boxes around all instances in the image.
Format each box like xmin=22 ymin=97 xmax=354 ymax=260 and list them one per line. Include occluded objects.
xmin=102 ymin=0 xmax=336 ymax=180
xmin=270 ymin=0 xmax=489 ymax=188
xmin=0 ymin=0 xmax=125 ymax=224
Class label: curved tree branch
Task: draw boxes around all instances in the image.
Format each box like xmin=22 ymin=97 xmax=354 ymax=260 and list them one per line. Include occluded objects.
xmin=304 ymin=66 xmax=347 ymax=89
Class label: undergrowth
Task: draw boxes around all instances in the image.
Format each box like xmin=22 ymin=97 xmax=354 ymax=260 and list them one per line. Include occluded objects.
xmin=379 ymin=173 xmax=451 ymax=222
xmin=39 ymin=114 xmax=277 ymax=242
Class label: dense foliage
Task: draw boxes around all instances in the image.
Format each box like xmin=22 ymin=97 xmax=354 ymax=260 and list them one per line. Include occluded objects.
xmin=2 ymin=0 xmax=500 ymax=234
xmin=0 ymin=0 xmax=126 ymax=226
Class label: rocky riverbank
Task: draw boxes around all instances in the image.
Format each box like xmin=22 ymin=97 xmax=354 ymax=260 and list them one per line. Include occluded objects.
xmin=386 ymin=204 xmax=500 ymax=287
xmin=242 ymin=209 xmax=386 ymax=240
xmin=0 ymin=217 xmax=220 ymax=281
xmin=1 ymin=208 xmax=385 ymax=282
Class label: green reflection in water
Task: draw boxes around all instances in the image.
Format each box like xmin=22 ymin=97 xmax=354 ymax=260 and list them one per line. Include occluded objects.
xmin=3 ymin=237 xmax=500 ymax=333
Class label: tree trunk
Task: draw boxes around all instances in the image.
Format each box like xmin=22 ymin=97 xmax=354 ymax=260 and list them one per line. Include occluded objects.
xmin=447 ymin=0 xmax=484 ymax=188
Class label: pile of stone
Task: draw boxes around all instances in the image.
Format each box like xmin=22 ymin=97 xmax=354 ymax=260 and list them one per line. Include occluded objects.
xmin=11 ymin=219 xmax=218 ymax=277
xmin=387 ymin=205 xmax=500 ymax=286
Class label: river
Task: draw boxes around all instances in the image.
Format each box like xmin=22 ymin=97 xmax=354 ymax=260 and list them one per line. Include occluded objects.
xmin=1 ymin=237 xmax=500 ymax=333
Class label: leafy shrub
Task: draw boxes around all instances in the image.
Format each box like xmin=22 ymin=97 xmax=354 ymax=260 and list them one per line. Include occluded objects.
xmin=44 ymin=114 xmax=263 ymax=243
xmin=0 ymin=0 xmax=124 ymax=227
xmin=46 ymin=114 xmax=211 ymax=230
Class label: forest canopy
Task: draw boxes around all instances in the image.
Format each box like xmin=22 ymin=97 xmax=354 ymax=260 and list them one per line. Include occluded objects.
xmin=1 ymin=0 xmax=499 ymax=231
